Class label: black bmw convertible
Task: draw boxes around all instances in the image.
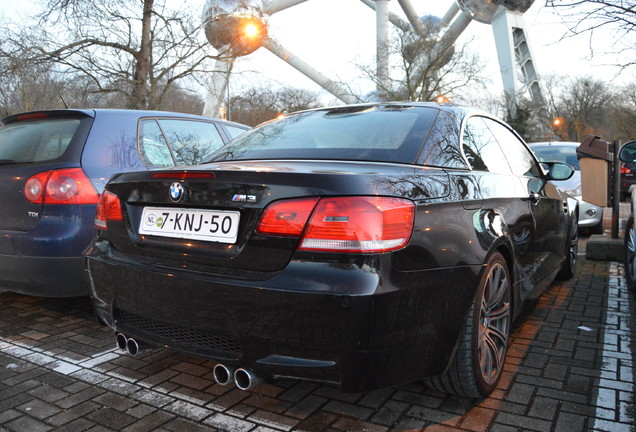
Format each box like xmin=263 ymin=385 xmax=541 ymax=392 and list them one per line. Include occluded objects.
xmin=86 ymin=102 xmax=578 ymax=398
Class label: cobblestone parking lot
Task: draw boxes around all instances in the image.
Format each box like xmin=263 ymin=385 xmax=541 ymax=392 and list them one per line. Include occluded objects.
xmin=0 ymin=247 xmax=634 ymax=432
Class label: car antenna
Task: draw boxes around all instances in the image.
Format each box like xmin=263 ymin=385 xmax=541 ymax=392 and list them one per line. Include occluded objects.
xmin=58 ymin=92 xmax=69 ymax=109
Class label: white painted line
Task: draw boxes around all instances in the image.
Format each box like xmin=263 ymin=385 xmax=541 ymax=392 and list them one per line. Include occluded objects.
xmin=0 ymin=338 xmax=257 ymax=429
xmin=593 ymin=265 xmax=635 ymax=430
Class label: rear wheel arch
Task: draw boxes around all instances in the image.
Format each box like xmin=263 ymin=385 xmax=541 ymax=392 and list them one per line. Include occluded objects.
xmin=424 ymin=249 xmax=513 ymax=397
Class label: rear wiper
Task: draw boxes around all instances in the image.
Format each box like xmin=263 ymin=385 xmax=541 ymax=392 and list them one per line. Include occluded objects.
xmin=0 ymin=159 xmax=18 ymax=165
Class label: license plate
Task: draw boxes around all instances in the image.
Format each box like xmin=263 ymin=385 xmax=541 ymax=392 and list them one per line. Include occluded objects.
xmin=139 ymin=207 xmax=240 ymax=244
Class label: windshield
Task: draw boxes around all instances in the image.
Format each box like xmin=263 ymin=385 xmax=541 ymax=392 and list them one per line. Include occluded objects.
xmin=208 ymin=105 xmax=437 ymax=164
xmin=0 ymin=118 xmax=81 ymax=163
xmin=531 ymin=145 xmax=580 ymax=170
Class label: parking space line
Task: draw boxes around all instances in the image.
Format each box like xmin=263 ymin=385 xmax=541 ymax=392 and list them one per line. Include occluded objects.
xmin=0 ymin=338 xmax=263 ymax=429
xmin=593 ymin=267 xmax=635 ymax=430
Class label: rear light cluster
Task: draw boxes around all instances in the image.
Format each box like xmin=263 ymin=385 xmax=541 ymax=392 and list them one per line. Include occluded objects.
xmin=257 ymin=196 xmax=415 ymax=253
xmin=24 ymin=168 xmax=99 ymax=205
xmin=94 ymin=191 xmax=123 ymax=230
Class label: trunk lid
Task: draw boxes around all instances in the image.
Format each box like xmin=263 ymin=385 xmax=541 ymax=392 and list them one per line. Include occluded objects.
xmin=105 ymin=160 xmax=450 ymax=273
xmin=0 ymin=111 xmax=93 ymax=231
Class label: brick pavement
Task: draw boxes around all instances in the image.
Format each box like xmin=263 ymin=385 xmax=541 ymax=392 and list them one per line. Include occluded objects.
xmin=0 ymin=251 xmax=634 ymax=431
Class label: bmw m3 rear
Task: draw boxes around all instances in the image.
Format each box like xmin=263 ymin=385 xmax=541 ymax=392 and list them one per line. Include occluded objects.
xmin=87 ymin=103 xmax=577 ymax=396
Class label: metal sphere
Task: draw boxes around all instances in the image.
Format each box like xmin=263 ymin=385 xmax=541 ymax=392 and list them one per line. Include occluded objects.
xmin=202 ymin=0 xmax=268 ymax=57
xmin=458 ymin=0 xmax=535 ymax=24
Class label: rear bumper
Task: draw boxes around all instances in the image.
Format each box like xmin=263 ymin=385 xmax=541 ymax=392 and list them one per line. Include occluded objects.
xmin=0 ymin=254 xmax=88 ymax=297
xmin=87 ymin=254 xmax=482 ymax=393
xmin=0 ymin=205 xmax=95 ymax=297
xmin=577 ymin=200 xmax=603 ymax=228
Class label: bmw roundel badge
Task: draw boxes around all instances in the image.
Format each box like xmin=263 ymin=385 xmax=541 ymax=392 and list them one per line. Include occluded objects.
xmin=169 ymin=182 xmax=184 ymax=202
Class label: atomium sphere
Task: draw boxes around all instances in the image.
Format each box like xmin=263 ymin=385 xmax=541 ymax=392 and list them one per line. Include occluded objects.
xmin=495 ymin=0 xmax=535 ymax=14
xmin=457 ymin=0 xmax=535 ymax=24
xmin=202 ymin=0 xmax=268 ymax=57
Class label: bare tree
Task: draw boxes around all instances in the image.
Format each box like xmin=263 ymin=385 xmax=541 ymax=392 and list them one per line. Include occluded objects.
xmin=0 ymin=56 xmax=66 ymax=117
xmin=359 ymin=21 xmax=486 ymax=102
xmin=0 ymin=0 xmax=219 ymax=110
xmin=552 ymin=76 xmax=615 ymax=141
xmin=229 ymin=86 xmax=321 ymax=126
xmin=545 ymin=0 xmax=636 ymax=71
xmin=608 ymin=83 xmax=636 ymax=142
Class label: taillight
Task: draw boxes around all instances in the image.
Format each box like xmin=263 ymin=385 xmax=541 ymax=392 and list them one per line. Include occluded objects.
xmin=24 ymin=168 xmax=99 ymax=205
xmin=257 ymin=197 xmax=320 ymax=236
xmin=299 ymin=197 xmax=414 ymax=253
xmin=256 ymin=196 xmax=415 ymax=253
xmin=95 ymin=191 xmax=123 ymax=230
xmin=621 ymin=166 xmax=630 ymax=174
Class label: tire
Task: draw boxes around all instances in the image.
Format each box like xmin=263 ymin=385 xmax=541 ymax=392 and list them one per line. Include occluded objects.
xmin=424 ymin=252 xmax=511 ymax=398
xmin=624 ymin=216 xmax=636 ymax=293
xmin=557 ymin=214 xmax=578 ymax=280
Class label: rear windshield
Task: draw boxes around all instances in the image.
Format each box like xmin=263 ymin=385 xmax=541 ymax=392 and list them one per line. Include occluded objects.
xmin=531 ymin=145 xmax=580 ymax=170
xmin=209 ymin=105 xmax=437 ymax=164
xmin=0 ymin=118 xmax=81 ymax=163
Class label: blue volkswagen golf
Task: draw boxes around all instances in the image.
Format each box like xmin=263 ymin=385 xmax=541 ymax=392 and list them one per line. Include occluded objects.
xmin=0 ymin=109 xmax=248 ymax=297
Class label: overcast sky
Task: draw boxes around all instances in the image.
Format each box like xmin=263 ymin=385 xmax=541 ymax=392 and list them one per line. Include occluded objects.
xmin=1 ymin=0 xmax=633 ymax=104
xmin=228 ymin=0 xmax=633 ymax=102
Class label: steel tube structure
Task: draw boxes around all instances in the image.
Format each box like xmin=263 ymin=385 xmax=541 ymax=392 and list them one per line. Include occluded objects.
xmin=407 ymin=11 xmax=472 ymax=85
xmin=397 ymin=0 xmax=427 ymax=37
xmin=263 ymin=0 xmax=310 ymax=15
xmin=440 ymin=2 xmax=460 ymax=28
xmin=203 ymin=55 xmax=233 ymax=118
xmin=263 ymin=38 xmax=358 ymax=104
xmin=376 ymin=0 xmax=390 ymax=94
xmin=358 ymin=0 xmax=410 ymax=33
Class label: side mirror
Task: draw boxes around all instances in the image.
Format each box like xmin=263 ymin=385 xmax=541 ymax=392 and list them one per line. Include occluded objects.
xmin=544 ymin=161 xmax=575 ymax=181
xmin=619 ymin=141 xmax=636 ymax=163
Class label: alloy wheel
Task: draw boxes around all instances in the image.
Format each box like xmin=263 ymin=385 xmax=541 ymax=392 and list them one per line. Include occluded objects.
xmin=477 ymin=262 xmax=511 ymax=386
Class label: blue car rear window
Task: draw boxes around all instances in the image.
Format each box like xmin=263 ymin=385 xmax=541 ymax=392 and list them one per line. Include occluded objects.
xmin=0 ymin=119 xmax=81 ymax=163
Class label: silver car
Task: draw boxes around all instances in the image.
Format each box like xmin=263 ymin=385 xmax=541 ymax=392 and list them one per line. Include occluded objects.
xmin=530 ymin=142 xmax=603 ymax=234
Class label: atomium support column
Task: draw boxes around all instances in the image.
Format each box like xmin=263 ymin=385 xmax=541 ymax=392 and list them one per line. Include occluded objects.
xmin=376 ymin=0 xmax=390 ymax=95
xmin=491 ymin=6 xmax=544 ymax=108
xmin=203 ymin=56 xmax=233 ymax=118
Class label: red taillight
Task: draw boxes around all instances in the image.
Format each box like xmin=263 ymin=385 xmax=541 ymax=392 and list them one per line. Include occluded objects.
xmin=299 ymin=197 xmax=415 ymax=253
xmin=95 ymin=191 xmax=123 ymax=230
xmin=24 ymin=171 xmax=52 ymax=203
xmin=256 ymin=196 xmax=415 ymax=253
xmin=621 ymin=166 xmax=630 ymax=174
xmin=257 ymin=197 xmax=320 ymax=237
xmin=24 ymin=168 xmax=99 ymax=205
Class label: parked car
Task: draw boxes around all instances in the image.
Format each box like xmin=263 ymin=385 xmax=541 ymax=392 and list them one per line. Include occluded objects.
xmin=620 ymin=160 xmax=636 ymax=202
xmin=0 ymin=109 xmax=248 ymax=297
xmin=87 ymin=102 xmax=578 ymax=398
xmin=619 ymin=140 xmax=636 ymax=293
xmin=529 ymin=141 xmax=603 ymax=234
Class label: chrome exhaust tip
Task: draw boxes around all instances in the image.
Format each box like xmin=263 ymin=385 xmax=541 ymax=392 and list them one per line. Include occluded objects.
xmin=125 ymin=337 xmax=149 ymax=357
xmin=212 ymin=364 xmax=235 ymax=386
xmin=115 ymin=333 xmax=128 ymax=352
xmin=234 ymin=368 xmax=261 ymax=391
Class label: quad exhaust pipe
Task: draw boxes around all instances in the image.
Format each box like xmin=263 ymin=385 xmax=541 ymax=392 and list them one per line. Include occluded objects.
xmin=213 ymin=363 xmax=262 ymax=390
xmin=115 ymin=333 xmax=151 ymax=357
xmin=212 ymin=364 xmax=235 ymax=386
xmin=116 ymin=334 xmax=261 ymax=389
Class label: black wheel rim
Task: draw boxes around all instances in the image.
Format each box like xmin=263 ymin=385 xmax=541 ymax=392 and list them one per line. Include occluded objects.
xmin=478 ymin=262 xmax=510 ymax=386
